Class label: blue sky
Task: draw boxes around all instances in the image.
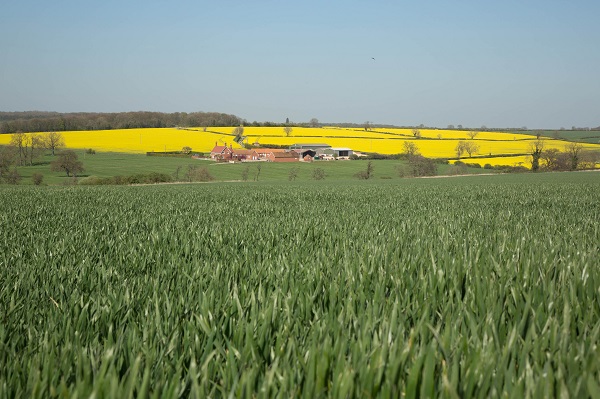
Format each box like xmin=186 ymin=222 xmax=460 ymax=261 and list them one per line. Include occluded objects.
xmin=1 ymin=0 xmax=599 ymax=128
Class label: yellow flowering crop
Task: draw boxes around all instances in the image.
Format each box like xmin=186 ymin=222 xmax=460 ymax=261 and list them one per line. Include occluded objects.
xmin=450 ymin=156 xmax=531 ymax=168
xmin=1 ymin=127 xmax=599 ymax=171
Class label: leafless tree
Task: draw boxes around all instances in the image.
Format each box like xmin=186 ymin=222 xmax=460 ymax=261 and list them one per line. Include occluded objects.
xmin=455 ymin=141 xmax=466 ymax=158
xmin=309 ymin=118 xmax=320 ymax=128
xmin=9 ymin=132 xmax=29 ymax=166
xmin=288 ymin=167 xmax=298 ymax=181
xmin=565 ymin=142 xmax=582 ymax=170
xmin=50 ymin=150 xmax=84 ymax=177
xmin=529 ymin=139 xmax=545 ymax=171
xmin=283 ymin=126 xmax=293 ymax=137
xmin=403 ymin=141 xmax=420 ymax=156
xmin=467 ymin=131 xmax=479 ymax=140
xmin=464 ymin=141 xmax=480 ymax=157
xmin=43 ymin=132 xmax=65 ymax=156
xmin=355 ymin=161 xmax=374 ymax=179
xmin=455 ymin=141 xmax=479 ymax=158
xmin=412 ymin=129 xmax=421 ymax=139
xmin=541 ymin=148 xmax=564 ymax=171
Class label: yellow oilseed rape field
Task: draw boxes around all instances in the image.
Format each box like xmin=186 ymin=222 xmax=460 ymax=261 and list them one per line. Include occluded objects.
xmin=1 ymin=127 xmax=599 ymax=169
xmin=450 ymin=156 xmax=531 ymax=168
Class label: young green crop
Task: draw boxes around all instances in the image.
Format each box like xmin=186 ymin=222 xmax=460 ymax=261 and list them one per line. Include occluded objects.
xmin=1 ymin=176 xmax=599 ymax=397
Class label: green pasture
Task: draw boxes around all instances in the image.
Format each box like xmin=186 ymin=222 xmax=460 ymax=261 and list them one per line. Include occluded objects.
xmin=3 ymin=149 xmax=497 ymax=185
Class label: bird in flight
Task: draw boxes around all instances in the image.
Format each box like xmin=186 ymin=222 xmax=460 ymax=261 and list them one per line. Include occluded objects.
xmin=371 ymin=57 xmax=376 ymax=60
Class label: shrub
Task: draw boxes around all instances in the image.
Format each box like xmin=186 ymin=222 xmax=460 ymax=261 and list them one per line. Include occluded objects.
xmin=312 ymin=168 xmax=326 ymax=180
xmin=397 ymin=155 xmax=437 ymax=177
xmin=32 ymin=173 xmax=44 ymax=185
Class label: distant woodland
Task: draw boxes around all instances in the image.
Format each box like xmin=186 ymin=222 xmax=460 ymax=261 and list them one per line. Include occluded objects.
xmin=0 ymin=111 xmax=243 ymax=134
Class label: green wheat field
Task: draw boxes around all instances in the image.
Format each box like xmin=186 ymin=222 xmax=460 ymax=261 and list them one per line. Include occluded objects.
xmin=1 ymin=174 xmax=599 ymax=397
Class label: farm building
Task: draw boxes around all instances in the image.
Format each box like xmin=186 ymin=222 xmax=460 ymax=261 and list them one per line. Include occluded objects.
xmin=329 ymin=147 xmax=354 ymax=158
xmin=231 ymin=149 xmax=259 ymax=161
xmin=255 ymin=148 xmax=287 ymax=158
xmin=254 ymin=148 xmax=300 ymax=162
xmin=267 ymin=151 xmax=298 ymax=162
xmin=210 ymin=143 xmax=233 ymax=160
xmin=297 ymin=149 xmax=317 ymax=161
xmin=290 ymin=143 xmax=331 ymax=151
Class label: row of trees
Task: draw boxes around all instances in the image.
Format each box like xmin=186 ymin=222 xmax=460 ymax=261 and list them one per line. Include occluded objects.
xmin=529 ymin=140 xmax=598 ymax=171
xmin=6 ymin=131 xmax=65 ymax=166
xmin=0 ymin=111 xmax=242 ymax=134
xmin=0 ymin=131 xmax=85 ymax=184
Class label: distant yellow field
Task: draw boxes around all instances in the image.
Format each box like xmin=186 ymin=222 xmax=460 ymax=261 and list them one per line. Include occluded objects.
xmin=1 ymin=127 xmax=599 ymax=170
xmin=449 ymin=156 xmax=531 ymax=168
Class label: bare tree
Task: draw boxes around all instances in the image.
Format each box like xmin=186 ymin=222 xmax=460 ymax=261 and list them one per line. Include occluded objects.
xmin=580 ymin=150 xmax=599 ymax=169
xmin=541 ymin=148 xmax=564 ymax=171
xmin=455 ymin=141 xmax=466 ymax=158
xmin=397 ymin=155 xmax=437 ymax=177
xmin=241 ymin=165 xmax=250 ymax=181
xmin=464 ymin=141 xmax=480 ymax=157
xmin=29 ymin=134 xmax=44 ymax=165
xmin=50 ymin=150 xmax=84 ymax=177
xmin=43 ymin=132 xmax=65 ymax=156
xmin=254 ymin=163 xmax=262 ymax=181
xmin=363 ymin=121 xmax=372 ymax=131
xmin=9 ymin=132 xmax=29 ymax=166
xmin=455 ymin=141 xmax=479 ymax=158
xmin=565 ymin=142 xmax=582 ymax=170
xmin=467 ymin=131 xmax=479 ymax=140
xmin=283 ymin=126 xmax=293 ymax=137
xmin=403 ymin=141 xmax=420 ymax=156
xmin=529 ymin=139 xmax=545 ymax=171
xmin=412 ymin=129 xmax=421 ymax=139
xmin=355 ymin=161 xmax=374 ymax=179
xmin=0 ymin=146 xmax=17 ymax=181
xmin=288 ymin=167 xmax=299 ymax=181
xmin=309 ymin=118 xmax=320 ymax=128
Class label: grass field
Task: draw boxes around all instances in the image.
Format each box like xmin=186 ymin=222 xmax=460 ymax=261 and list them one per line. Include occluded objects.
xmin=1 ymin=173 xmax=599 ymax=397
xmin=4 ymin=150 xmax=498 ymax=186
xmin=511 ymin=130 xmax=600 ymax=144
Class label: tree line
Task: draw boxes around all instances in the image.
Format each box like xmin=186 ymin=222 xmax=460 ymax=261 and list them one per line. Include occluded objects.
xmin=0 ymin=111 xmax=242 ymax=134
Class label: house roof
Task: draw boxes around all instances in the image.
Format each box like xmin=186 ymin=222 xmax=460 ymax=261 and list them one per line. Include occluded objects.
xmin=330 ymin=147 xmax=353 ymax=151
xmin=232 ymin=149 xmax=256 ymax=155
xmin=272 ymin=152 xmax=297 ymax=158
xmin=290 ymin=143 xmax=331 ymax=149
xmin=256 ymin=148 xmax=287 ymax=153
xmin=211 ymin=145 xmax=231 ymax=153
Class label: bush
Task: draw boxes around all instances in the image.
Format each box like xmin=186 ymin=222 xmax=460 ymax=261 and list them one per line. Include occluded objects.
xmin=397 ymin=155 xmax=437 ymax=178
xmin=483 ymin=164 xmax=493 ymax=169
xmin=4 ymin=169 xmax=22 ymax=185
xmin=79 ymin=172 xmax=173 ymax=185
xmin=185 ymin=165 xmax=215 ymax=182
xmin=32 ymin=173 xmax=44 ymax=185
xmin=312 ymin=168 xmax=326 ymax=180
xmin=86 ymin=148 xmax=96 ymax=155
xmin=354 ymin=161 xmax=374 ymax=179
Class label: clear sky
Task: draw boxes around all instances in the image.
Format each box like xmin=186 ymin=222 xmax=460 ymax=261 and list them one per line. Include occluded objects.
xmin=1 ymin=0 xmax=599 ymax=128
